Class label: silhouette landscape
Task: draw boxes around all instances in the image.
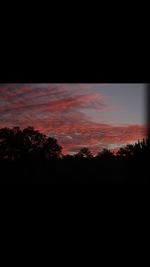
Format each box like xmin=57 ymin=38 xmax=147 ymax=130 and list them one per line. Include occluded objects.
xmin=0 ymin=126 xmax=149 ymax=184
xmin=0 ymin=84 xmax=148 ymax=184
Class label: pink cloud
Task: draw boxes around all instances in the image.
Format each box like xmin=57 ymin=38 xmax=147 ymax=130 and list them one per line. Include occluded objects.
xmin=0 ymin=84 xmax=147 ymax=154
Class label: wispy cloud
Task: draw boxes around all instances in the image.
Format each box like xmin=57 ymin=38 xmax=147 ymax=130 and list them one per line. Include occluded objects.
xmin=0 ymin=84 xmax=147 ymax=154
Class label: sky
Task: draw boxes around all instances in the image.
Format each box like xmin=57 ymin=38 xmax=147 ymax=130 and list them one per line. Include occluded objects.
xmin=0 ymin=84 xmax=147 ymax=154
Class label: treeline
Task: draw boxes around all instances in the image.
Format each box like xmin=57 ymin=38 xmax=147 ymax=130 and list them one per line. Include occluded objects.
xmin=0 ymin=127 xmax=149 ymax=183
xmin=0 ymin=126 xmax=149 ymax=161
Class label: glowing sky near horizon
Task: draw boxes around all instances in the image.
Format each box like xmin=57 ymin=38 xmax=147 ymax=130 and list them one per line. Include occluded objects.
xmin=0 ymin=84 xmax=147 ymax=154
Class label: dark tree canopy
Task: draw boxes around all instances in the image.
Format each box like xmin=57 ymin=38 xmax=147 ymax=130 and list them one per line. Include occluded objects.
xmin=0 ymin=127 xmax=149 ymax=162
xmin=0 ymin=126 xmax=62 ymax=161
xmin=75 ymin=147 xmax=93 ymax=158
xmin=97 ymin=148 xmax=114 ymax=158
xmin=117 ymin=139 xmax=150 ymax=159
xmin=0 ymin=127 xmax=149 ymax=184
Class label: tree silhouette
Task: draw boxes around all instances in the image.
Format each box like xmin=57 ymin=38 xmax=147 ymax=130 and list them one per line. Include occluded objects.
xmin=0 ymin=126 xmax=149 ymax=184
xmin=117 ymin=139 xmax=150 ymax=159
xmin=97 ymin=148 xmax=114 ymax=159
xmin=75 ymin=147 xmax=93 ymax=158
xmin=63 ymin=154 xmax=74 ymax=160
xmin=43 ymin=137 xmax=62 ymax=159
xmin=0 ymin=127 xmax=23 ymax=161
xmin=0 ymin=126 xmax=62 ymax=161
xmin=117 ymin=145 xmax=134 ymax=158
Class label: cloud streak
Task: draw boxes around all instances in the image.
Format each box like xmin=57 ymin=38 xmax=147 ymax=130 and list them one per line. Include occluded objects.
xmin=0 ymin=84 xmax=147 ymax=154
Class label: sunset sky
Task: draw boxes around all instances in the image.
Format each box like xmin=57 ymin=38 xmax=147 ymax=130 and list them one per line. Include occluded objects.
xmin=0 ymin=84 xmax=147 ymax=154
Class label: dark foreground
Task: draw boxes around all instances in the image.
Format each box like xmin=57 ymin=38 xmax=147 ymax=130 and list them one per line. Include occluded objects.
xmin=0 ymin=127 xmax=149 ymax=184
xmin=0 ymin=157 xmax=148 ymax=184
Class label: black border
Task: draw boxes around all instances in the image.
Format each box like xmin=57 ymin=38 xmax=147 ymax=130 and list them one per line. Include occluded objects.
xmin=0 ymin=57 xmax=149 ymax=137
